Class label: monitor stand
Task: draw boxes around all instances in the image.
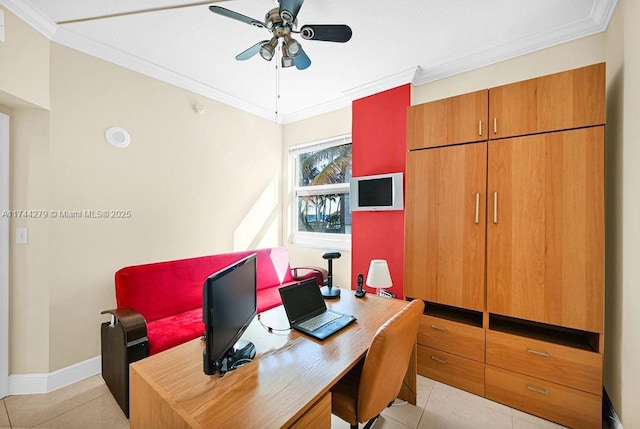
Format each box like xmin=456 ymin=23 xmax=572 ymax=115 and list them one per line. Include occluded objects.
xmin=217 ymin=340 xmax=256 ymax=376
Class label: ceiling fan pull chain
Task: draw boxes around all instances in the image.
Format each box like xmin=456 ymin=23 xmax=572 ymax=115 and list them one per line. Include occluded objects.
xmin=274 ymin=46 xmax=281 ymax=122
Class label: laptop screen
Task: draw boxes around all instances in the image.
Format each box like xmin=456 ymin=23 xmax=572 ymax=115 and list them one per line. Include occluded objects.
xmin=279 ymin=278 xmax=327 ymax=323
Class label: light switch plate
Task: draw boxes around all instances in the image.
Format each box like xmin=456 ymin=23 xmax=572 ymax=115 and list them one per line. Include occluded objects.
xmin=16 ymin=227 xmax=28 ymax=244
xmin=0 ymin=9 xmax=5 ymax=42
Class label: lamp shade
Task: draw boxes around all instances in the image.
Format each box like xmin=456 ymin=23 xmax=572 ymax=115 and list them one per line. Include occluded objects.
xmin=366 ymin=259 xmax=392 ymax=289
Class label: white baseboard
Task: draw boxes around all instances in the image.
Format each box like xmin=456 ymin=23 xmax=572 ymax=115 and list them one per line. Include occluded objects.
xmin=8 ymin=356 xmax=101 ymax=395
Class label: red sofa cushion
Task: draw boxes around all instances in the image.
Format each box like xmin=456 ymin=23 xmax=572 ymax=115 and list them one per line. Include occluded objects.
xmin=146 ymin=308 xmax=204 ymax=355
xmin=113 ymin=247 xmax=307 ymax=355
xmin=114 ymin=248 xmax=297 ymax=323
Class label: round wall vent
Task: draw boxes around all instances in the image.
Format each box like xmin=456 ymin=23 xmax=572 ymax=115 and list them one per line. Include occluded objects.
xmin=105 ymin=127 xmax=131 ymax=148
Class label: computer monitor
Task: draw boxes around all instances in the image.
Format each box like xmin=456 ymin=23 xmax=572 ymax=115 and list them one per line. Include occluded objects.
xmin=203 ymin=253 xmax=257 ymax=376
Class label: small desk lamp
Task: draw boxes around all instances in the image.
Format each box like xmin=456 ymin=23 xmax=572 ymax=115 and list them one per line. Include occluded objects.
xmin=366 ymin=259 xmax=392 ymax=296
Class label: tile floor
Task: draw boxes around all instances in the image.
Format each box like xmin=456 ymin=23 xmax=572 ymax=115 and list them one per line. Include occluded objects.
xmin=0 ymin=374 xmax=569 ymax=429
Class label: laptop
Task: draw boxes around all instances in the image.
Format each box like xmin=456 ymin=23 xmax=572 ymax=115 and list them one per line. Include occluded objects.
xmin=279 ymin=278 xmax=356 ymax=340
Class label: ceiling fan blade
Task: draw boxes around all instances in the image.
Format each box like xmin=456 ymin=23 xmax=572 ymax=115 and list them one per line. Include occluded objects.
xmin=300 ymin=25 xmax=353 ymax=43
xmin=235 ymin=40 xmax=269 ymax=61
xmin=209 ymin=6 xmax=266 ymax=28
xmin=57 ymin=1 xmax=227 ymax=25
xmin=293 ymin=48 xmax=311 ymax=70
xmin=279 ymin=0 xmax=304 ymax=22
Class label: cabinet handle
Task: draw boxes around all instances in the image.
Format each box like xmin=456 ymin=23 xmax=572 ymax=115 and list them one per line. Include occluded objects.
xmin=478 ymin=120 xmax=483 ymax=136
xmin=431 ymin=324 xmax=448 ymax=332
xmin=526 ymin=348 xmax=550 ymax=357
xmin=431 ymin=356 xmax=447 ymax=364
xmin=493 ymin=192 xmax=498 ymax=224
xmin=526 ymin=384 xmax=549 ymax=396
xmin=475 ymin=193 xmax=480 ymax=224
xmin=493 ymin=117 xmax=497 ymax=134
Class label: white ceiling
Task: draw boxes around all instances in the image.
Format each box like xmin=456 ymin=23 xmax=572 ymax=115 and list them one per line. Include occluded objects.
xmin=4 ymin=0 xmax=618 ymax=123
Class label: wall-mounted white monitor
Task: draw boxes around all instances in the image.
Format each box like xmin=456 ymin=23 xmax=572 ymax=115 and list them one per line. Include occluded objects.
xmin=350 ymin=172 xmax=404 ymax=211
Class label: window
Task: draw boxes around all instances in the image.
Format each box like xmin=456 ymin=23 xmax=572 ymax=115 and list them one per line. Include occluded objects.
xmin=290 ymin=134 xmax=352 ymax=249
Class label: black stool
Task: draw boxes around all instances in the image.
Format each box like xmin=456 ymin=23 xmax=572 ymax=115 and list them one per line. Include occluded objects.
xmin=321 ymin=250 xmax=341 ymax=298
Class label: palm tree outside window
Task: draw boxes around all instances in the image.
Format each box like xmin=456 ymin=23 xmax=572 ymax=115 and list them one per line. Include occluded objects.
xmin=290 ymin=134 xmax=352 ymax=249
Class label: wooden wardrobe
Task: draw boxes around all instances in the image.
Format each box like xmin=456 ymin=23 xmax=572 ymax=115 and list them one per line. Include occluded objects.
xmin=405 ymin=63 xmax=605 ymax=429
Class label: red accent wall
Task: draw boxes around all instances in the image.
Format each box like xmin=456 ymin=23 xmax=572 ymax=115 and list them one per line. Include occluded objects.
xmin=351 ymin=85 xmax=410 ymax=298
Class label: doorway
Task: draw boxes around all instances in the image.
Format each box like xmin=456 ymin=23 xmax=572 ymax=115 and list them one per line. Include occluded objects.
xmin=0 ymin=112 xmax=9 ymax=398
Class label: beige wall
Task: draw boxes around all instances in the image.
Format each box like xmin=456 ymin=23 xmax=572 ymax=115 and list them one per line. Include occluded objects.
xmin=44 ymin=44 xmax=283 ymax=371
xmin=619 ymin=1 xmax=640 ymax=424
xmin=9 ymin=109 xmax=50 ymax=373
xmin=5 ymin=39 xmax=283 ymax=372
xmin=0 ymin=6 xmax=49 ymax=109
xmin=283 ymin=107 xmax=352 ymax=288
xmin=604 ymin=0 xmax=640 ymax=426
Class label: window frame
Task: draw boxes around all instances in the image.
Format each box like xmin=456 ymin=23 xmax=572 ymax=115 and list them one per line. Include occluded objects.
xmin=289 ymin=134 xmax=352 ymax=250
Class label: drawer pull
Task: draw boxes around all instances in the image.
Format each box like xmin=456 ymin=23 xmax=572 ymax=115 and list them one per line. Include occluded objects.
xmin=431 ymin=356 xmax=447 ymax=364
xmin=526 ymin=348 xmax=550 ymax=357
xmin=431 ymin=324 xmax=448 ymax=332
xmin=526 ymin=384 xmax=549 ymax=396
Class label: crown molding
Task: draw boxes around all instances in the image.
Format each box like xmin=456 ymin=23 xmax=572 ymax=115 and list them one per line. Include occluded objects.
xmin=342 ymin=67 xmax=420 ymax=102
xmin=3 ymin=0 xmax=619 ymax=125
xmin=278 ymin=96 xmax=352 ymax=124
xmin=52 ymin=27 xmax=277 ymax=122
xmin=591 ymin=0 xmax=619 ymax=32
xmin=413 ymin=0 xmax=617 ymax=86
xmin=0 ymin=0 xmax=56 ymax=38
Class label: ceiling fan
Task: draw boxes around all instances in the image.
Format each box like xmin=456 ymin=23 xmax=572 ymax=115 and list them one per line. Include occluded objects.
xmin=209 ymin=0 xmax=353 ymax=70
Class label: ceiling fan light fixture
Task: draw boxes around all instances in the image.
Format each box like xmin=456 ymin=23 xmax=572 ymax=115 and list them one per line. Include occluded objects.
xmin=281 ymin=44 xmax=295 ymax=68
xmin=281 ymin=55 xmax=295 ymax=68
xmin=259 ymin=37 xmax=278 ymax=61
xmin=284 ymin=35 xmax=301 ymax=57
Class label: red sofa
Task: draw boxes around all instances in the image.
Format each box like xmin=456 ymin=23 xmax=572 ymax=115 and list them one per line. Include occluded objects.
xmin=100 ymin=247 xmax=325 ymax=417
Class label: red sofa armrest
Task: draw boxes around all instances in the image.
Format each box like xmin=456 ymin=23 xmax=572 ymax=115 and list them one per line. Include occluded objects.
xmin=100 ymin=308 xmax=149 ymax=418
xmin=292 ymin=266 xmax=328 ymax=286
xmin=101 ymin=308 xmax=148 ymax=343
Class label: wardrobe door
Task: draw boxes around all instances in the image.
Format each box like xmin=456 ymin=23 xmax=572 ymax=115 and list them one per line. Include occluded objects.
xmin=407 ymin=90 xmax=488 ymax=150
xmin=489 ymin=63 xmax=605 ymax=139
xmin=486 ymin=127 xmax=604 ymax=332
xmin=405 ymin=143 xmax=487 ymax=311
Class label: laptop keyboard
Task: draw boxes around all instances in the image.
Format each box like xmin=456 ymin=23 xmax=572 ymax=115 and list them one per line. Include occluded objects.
xmin=298 ymin=311 xmax=342 ymax=331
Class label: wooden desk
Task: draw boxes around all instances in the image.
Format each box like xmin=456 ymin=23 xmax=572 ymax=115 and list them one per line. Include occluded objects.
xmin=129 ymin=293 xmax=416 ymax=429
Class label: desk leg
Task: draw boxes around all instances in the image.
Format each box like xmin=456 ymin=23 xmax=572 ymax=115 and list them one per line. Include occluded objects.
xmin=398 ymin=342 xmax=417 ymax=405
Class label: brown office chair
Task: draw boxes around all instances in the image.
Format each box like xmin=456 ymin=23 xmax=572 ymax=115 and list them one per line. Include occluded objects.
xmin=331 ymin=299 xmax=424 ymax=429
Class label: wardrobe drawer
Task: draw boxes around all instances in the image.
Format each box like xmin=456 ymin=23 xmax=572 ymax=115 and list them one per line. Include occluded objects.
xmin=486 ymin=330 xmax=601 ymax=395
xmin=486 ymin=365 xmax=601 ymax=429
xmin=417 ymin=345 xmax=484 ymax=396
xmin=418 ymin=315 xmax=485 ymax=362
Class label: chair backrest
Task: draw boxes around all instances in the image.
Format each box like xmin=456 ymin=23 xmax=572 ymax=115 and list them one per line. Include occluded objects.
xmin=357 ymin=299 xmax=425 ymax=422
